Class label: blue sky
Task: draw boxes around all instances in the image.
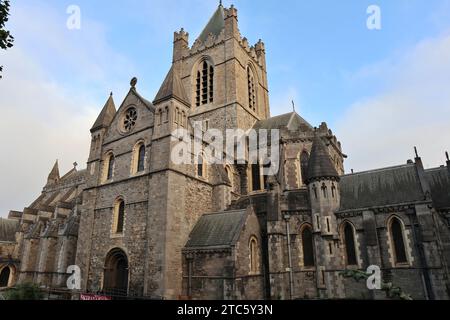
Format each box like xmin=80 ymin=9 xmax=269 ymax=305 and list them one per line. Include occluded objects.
xmin=1 ymin=0 xmax=450 ymax=215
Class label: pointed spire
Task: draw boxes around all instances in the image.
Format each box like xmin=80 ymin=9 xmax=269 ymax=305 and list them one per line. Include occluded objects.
xmin=196 ymin=4 xmax=225 ymax=43
xmin=91 ymin=93 xmax=117 ymax=132
xmin=153 ymin=66 xmax=189 ymax=105
xmin=47 ymin=160 xmax=60 ymax=185
xmin=306 ymin=134 xmax=339 ymax=184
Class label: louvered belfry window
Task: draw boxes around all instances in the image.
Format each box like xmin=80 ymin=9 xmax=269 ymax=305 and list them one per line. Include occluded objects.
xmin=248 ymin=66 xmax=256 ymax=111
xmin=196 ymin=60 xmax=214 ymax=107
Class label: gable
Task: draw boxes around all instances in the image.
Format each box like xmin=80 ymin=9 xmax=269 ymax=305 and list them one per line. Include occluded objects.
xmin=104 ymin=89 xmax=155 ymax=144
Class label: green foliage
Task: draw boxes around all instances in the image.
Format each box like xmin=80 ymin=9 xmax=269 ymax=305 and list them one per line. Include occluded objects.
xmin=4 ymin=283 xmax=45 ymax=300
xmin=340 ymin=269 xmax=413 ymax=300
xmin=1 ymin=0 xmax=14 ymax=78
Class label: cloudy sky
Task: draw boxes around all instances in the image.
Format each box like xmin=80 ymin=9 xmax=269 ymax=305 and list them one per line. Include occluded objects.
xmin=1 ymin=0 xmax=450 ymax=217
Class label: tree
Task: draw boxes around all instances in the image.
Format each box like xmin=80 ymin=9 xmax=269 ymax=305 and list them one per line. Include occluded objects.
xmin=0 ymin=0 xmax=14 ymax=78
xmin=4 ymin=283 xmax=45 ymax=300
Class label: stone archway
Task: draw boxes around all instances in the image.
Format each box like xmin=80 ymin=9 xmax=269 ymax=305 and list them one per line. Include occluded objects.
xmin=103 ymin=248 xmax=129 ymax=297
xmin=0 ymin=266 xmax=11 ymax=288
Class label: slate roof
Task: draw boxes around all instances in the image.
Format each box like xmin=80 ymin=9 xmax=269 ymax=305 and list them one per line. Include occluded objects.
xmin=91 ymin=94 xmax=116 ymax=132
xmin=306 ymin=135 xmax=339 ymax=183
xmin=339 ymin=164 xmax=426 ymax=211
xmin=425 ymin=166 xmax=450 ymax=210
xmin=197 ymin=4 xmax=225 ymax=43
xmin=185 ymin=210 xmax=248 ymax=249
xmin=0 ymin=218 xmax=19 ymax=242
xmin=153 ymin=66 xmax=189 ymax=105
xmin=253 ymin=112 xmax=314 ymax=132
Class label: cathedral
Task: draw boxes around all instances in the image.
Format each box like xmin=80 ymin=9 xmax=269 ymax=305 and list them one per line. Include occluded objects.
xmin=1 ymin=4 xmax=450 ymax=300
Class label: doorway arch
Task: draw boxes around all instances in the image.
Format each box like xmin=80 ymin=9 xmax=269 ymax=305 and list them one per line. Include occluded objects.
xmin=0 ymin=266 xmax=11 ymax=288
xmin=103 ymin=248 xmax=129 ymax=297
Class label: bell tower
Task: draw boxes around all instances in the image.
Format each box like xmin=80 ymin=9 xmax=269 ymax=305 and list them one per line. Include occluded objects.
xmin=168 ymin=3 xmax=270 ymax=134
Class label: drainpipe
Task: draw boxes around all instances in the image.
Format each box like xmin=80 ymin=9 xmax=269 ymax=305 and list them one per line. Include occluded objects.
xmin=284 ymin=214 xmax=294 ymax=300
xmin=187 ymin=254 xmax=193 ymax=298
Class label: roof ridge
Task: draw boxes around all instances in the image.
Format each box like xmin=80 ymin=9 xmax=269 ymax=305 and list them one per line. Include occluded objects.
xmin=201 ymin=209 xmax=246 ymax=216
xmin=342 ymin=163 xmax=416 ymax=177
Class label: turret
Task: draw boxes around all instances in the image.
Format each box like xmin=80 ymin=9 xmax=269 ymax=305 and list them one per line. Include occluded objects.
xmin=306 ymin=134 xmax=340 ymax=213
xmin=173 ymin=28 xmax=189 ymax=63
xmin=224 ymin=5 xmax=239 ymax=39
xmin=306 ymin=133 xmax=342 ymax=298
xmin=46 ymin=160 xmax=60 ymax=187
xmin=446 ymin=151 xmax=450 ymax=176
xmin=87 ymin=93 xmax=116 ymax=186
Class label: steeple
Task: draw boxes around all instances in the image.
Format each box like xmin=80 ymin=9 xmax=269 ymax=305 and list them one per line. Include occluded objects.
xmin=47 ymin=160 xmax=60 ymax=185
xmin=196 ymin=3 xmax=225 ymax=43
xmin=91 ymin=93 xmax=116 ymax=132
xmin=306 ymin=134 xmax=339 ymax=184
xmin=153 ymin=66 xmax=189 ymax=106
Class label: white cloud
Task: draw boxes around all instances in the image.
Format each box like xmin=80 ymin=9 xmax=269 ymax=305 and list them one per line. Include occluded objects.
xmin=0 ymin=47 xmax=97 ymax=217
xmin=0 ymin=2 xmax=136 ymax=217
xmin=270 ymin=86 xmax=300 ymax=116
xmin=336 ymin=31 xmax=450 ymax=173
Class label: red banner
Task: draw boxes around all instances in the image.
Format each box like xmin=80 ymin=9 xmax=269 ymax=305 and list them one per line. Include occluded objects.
xmin=80 ymin=293 xmax=112 ymax=301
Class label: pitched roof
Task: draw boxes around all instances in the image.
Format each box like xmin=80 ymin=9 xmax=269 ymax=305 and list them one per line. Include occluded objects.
xmin=306 ymin=135 xmax=339 ymax=183
xmin=132 ymin=88 xmax=155 ymax=110
xmin=0 ymin=218 xmax=19 ymax=242
xmin=197 ymin=4 xmax=225 ymax=43
xmin=339 ymin=164 xmax=426 ymax=211
xmin=425 ymin=166 xmax=450 ymax=210
xmin=91 ymin=93 xmax=116 ymax=132
xmin=253 ymin=112 xmax=314 ymax=132
xmin=185 ymin=209 xmax=248 ymax=249
xmin=153 ymin=66 xmax=189 ymax=105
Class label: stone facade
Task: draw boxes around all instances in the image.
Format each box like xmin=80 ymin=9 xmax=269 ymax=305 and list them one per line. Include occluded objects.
xmin=1 ymin=4 xmax=450 ymax=300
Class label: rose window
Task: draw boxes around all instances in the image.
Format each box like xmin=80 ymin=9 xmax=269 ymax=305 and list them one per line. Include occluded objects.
xmin=123 ymin=108 xmax=137 ymax=132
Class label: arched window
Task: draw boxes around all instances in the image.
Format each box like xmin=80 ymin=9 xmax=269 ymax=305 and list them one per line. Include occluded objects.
xmin=137 ymin=145 xmax=145 ymax=173
xmin=247 ymin=66 xmax=256 ymax=111
xmin=0 ymin=266 xmax=11 ymax=287
xmin=301 ymin=226 xmax=315 ymax=267
xmin=249 ymin=236 xmax=259 ymax=274
xmin=164 ymin=106 xmax=169 ymax=123
xmin=195 ymin=60 xmax=214 ymax=107
xmin=174 ymin=107 xmax=179 ymax=124
xmin=343 ymin=223 xmax=357 ymax=266
xmin=263 ymin=161 xmax=271 ymax=190
xmin=321 ymin=183 xmax=328 ymax=198
xmin=197 ymin=154 xmax=206 ymax=178
xmin=251 ymin=164 xmax=261 ymax=191
xmin=113 ymin=199 xmax=125 ymax=234
xmin=300 ymin=151 xmax=309 ymax=185
xmin=312 ymin=185 xmax=318 ymax=199
xmin=131 ymin=142 xmax=146 ymax=175
xmin=390 ymin=218 xmax=408 ymax=264
xmin=106 ymin=154 xmax=115 ymax=181
xmin=331 ymin=184 xmax=336 ymax=198
xmin=157 ymin=109 xmax=162 ymax=126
